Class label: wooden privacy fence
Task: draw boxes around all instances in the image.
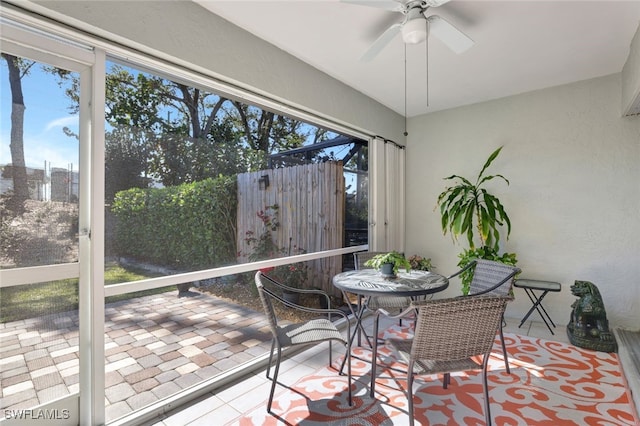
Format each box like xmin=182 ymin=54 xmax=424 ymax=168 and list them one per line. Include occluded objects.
xmin=237 ymin=161 xmax=345 ymax=295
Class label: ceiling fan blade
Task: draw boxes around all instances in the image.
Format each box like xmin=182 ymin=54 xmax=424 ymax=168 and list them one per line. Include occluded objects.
xmin=426 ymin=0 xmax=451 ymax=7
xmin=426 ymin=14 xmax=474 ymax=54
xmin=360 ymin=23 xmax=402 ymax=62
xmin=341 ymin=0 xmax=404 ymax=12
xmin=424 ymin=0 xmax=452 ymax=7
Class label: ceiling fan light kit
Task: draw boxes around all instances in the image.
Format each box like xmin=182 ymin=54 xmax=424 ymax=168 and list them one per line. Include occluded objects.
xmin=346 ymin=0 xmax=474 ymax=60
xmin=344 ymin=0 xmax=474 ymax=115
xmin=402 ymin=17 xmax=427 ymax=44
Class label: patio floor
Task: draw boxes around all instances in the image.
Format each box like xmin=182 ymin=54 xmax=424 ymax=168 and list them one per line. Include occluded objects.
xmin=144 ymin=315 xmax=583 ymax=426
xmin=0 ymin=289 xmax=275 ymax=422
xmin=2 ymin=289 xmax=635 ymax=425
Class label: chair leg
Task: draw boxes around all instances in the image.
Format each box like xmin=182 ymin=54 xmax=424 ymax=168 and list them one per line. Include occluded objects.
xmin=369 ymin=312 xmax=381 ymax=397
xmin=267 ymin=345 xmax=282 ymax=413
xmin=482 ymin=353 xmax=492 ymax=426
xmin=443 ymin=372 xmax=450 ymax=389
xmin=499 ymin=316 xmax=510 ymax=374
xmin=266 ymin=339 xmax=275 ymax=379
xmin=346 ymin=340 xmax=352 ymax=406
xmin=407 ymin=361 xmax=415 ymax=426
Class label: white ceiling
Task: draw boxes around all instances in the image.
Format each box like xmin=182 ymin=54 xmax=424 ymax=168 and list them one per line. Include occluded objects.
xmin=196 ymin=1 xmax=640 ymax=117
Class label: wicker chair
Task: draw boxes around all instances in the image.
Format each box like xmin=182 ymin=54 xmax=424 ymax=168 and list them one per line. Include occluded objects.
xmin=447 ymin=259 xmax=521 ymax=373
xmin=254 ymin=271 xmax=352 ymax=412
xmin=369 ymin=295 xmax=512 ymax=426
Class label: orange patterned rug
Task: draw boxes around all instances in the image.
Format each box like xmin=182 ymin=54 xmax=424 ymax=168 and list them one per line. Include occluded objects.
xmin=239 ymin=325 xmax=638 ymax=425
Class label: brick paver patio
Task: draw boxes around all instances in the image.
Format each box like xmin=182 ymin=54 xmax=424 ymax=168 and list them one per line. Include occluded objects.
xmin=0 ymin=289 xmax=274 ymax=422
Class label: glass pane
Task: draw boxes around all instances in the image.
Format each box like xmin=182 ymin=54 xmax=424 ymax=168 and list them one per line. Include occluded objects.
xmin=103 ymin=60 xmax=368 ymax=283
xmin=1 ymin=56 xmax=79 ymax=269
xmin=0 ymin=54 xmax=80 ymax=416
xmin=101 ymin=59 xmax=369 ymax=420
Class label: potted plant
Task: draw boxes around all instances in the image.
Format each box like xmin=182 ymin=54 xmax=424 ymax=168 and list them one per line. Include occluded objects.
xmin=271 ymin=261 xmax=309 ymax=303
xmin=364 ymin=251 xmax=411 ymax=277
xmin=408 ymin=254 xmax=432 ymax=271
xmin=436 ymin=146 xmax=517 ymax=294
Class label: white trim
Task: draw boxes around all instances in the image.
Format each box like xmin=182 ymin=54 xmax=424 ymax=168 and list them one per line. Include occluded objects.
xmin=77 ymin=46 xmax=106 ymax=426
xmin=1 ymin=12 xmax=104 ymax=425
xmin=0 ymin=18 xmax=93 ymax=66
xmin=105 ymin=245 xmax=367 ymax=298
xmin=0 ymin=264 xmax=80 ymax=287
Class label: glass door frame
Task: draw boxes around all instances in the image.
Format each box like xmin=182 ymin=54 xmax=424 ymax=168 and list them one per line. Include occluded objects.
xmin=0 ymin=16 xmax=106 ymax=425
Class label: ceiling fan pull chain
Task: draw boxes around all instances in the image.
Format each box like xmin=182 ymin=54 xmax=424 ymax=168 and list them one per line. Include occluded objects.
xmin=404 ymin=43 xmax=408 ymax=137
xmin=425 ymin=25 xmax=429 ymax=108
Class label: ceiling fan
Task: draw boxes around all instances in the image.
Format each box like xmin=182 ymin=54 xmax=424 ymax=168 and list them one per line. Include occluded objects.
xmin=344 ymin=0 xmax=474 ymax=61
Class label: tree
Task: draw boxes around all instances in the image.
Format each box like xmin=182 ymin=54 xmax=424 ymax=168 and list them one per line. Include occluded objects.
xmin=1 ymin=54 xmax=33 ymax=213
xmin=104 ymin=126 xmax=151 ymax=203
xmin=53 ymin=62 xmax=336 ymax=188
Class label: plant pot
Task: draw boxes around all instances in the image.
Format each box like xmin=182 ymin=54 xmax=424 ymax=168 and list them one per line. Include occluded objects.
xmin=380 ymin=263 xmax=396 ymax=278
xmin=177 ymin=283 xmax=191 ymax=293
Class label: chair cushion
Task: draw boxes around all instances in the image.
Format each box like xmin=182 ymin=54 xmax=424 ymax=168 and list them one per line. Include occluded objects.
xmin=276 ymin=318 xmax=346 ymax=347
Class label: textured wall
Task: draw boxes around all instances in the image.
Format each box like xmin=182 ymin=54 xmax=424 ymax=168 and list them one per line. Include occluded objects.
xmin=406 ymin=74 xmax=640 ymax=329
xmin=622 ymin=23 xmax=640 ymax=115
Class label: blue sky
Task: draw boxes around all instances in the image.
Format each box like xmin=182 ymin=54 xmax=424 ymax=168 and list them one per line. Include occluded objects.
xmin=1 ymin=61 xmax=79 ymax=170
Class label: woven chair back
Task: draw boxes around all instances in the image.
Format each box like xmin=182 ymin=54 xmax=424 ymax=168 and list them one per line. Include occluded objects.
xmin=354 ymin=251 xmax=384 ymax=270
xmin=254 ymin=272 xmax=280 ymax=340
xmin=411 ymin=296 xmax=511 ymax=360
xmin=470 ymin=259 xmax=519 ymax=296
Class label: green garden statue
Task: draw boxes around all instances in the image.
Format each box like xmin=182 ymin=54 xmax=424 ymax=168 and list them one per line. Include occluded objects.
xmin=567 ymin=280 xmax=617 ymax=352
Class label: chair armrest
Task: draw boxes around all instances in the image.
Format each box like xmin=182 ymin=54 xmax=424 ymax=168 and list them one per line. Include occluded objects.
xmin=265 ymin=286 xmax=349 ymax=319
xmin=446 ymin=260 xmax=477 ymax=280
xmin=468 ymin=266 xmax=521 ymax=296
xmin=259 ymin=273 xmax=344 ymax=317
xmin=373 ymin=304 xmax=419 ymax=321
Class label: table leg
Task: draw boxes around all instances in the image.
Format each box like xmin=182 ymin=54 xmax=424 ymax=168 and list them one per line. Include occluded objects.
xmin=519 ymin=289 xmax=555 ymax=335
xmin=341 ymin=291 xmax=373 ymax=348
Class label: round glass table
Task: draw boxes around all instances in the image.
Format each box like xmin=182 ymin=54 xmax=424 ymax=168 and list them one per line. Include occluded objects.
xmin=333 ymin=269 xmax=449 ymax=347
xmin=333 ymin=269 xmax=449 ymax=297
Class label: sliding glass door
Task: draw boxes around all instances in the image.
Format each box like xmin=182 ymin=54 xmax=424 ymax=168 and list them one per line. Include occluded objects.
xmin=1 ymin=19 xmax=101 ymax=425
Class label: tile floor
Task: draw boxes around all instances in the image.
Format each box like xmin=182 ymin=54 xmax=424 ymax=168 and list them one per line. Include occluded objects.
xmin=145 ymin=315 xmax=571 ymax=426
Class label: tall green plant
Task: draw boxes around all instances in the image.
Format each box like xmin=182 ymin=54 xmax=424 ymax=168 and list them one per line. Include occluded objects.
xmin=436 ymin=146 xmax=516 ymax=294
xmin=437 ymin=146 xmax=511 ymax=251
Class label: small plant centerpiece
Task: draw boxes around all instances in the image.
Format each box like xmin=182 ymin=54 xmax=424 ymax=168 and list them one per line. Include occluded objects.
xmin=408 ymin=255 xmax=432 ymax=271
xmin=436 ymin=146 xmax=517 ymax=294
xmin=364 ymin=251 xmax=411 ymax=278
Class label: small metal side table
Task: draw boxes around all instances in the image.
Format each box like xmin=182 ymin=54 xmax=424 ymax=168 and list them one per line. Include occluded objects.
xmin=514 ymin=278 xmax=562 ymax=335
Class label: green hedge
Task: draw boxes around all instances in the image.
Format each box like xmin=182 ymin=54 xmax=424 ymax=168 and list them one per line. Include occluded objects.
xmin=111 ymin=176 xmax=237 ymax=270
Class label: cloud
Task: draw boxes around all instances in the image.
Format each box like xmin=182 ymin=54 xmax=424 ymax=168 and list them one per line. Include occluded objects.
xmin=43 ymin=115 xmax=78 ymax=133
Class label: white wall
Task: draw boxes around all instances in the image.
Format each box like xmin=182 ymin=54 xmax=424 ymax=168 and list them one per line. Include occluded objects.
xmin=622 ymin=23 xmax=640 ymax=115
xmin=405 ymin=74 xmax=640 ymax=330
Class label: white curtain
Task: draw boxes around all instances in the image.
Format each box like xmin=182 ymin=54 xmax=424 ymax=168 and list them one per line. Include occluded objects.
xmin=369 ymin=136 xmax=406 ymax=252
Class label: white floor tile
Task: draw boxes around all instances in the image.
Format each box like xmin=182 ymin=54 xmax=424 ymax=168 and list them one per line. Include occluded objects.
xmin=169 ymin=318 xmax=580 ymax=424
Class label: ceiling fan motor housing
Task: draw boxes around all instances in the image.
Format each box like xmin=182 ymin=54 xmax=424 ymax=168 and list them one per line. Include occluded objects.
xmin=402 ymin=4 xmax=429 ymax=44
